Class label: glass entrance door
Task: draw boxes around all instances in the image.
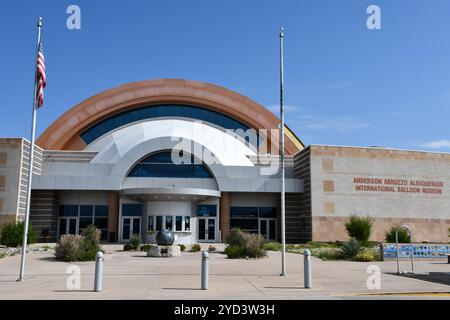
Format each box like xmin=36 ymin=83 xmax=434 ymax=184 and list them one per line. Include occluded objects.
xmin=198 ymin=218 xmax=216 ymax=242
xmin=122 ymin=217 xmax=141 ymax=241
xmin=58 ymin=217 xmax=78 ymax=237
xmin=259 ymin=219 xmax=276 ymax=241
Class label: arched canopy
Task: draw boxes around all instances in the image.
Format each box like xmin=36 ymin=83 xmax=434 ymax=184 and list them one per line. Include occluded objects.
xmin=36 ymin=79 xmax=304 ymax=155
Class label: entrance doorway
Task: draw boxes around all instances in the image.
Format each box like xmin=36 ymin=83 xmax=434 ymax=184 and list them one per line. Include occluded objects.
xmin=259 ymin=218 xmax=276 ymax=241
xmin=122 ymin=217 xmax=141 ymax=241
xmin=58 ymin=217 xmax=78 ymax=237
xmin=198 ymin=217 xmax=216 ymax=242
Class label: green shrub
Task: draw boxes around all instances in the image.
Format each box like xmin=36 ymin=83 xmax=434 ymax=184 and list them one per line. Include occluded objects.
xmin=264 ymin=242 xmax=281 ymax=251
xmin=191 ymin=243 xmax=201 ymax=252
xmin=55 ymin=226 xmax=103 ymax=262
xmin=226 ymin=228 xmax=246 ymax=247
xmin=354 ymin=249 xmax=376 ymax=262
xmin=315 ymin=248 xmax=342 ymax=260
xmin=340 ymin=238 xmax=362 ymax=259
xmin=385 ymin=225 xmax=411 ymax=243
xmin=224 ymin=245 xmax=247 ymax=259
xmin=123 ymin=234 xmax=141 ymax=251
xmin=345 ymin=215 xmax=372 ymax=245
xmin=78 ymin=225 xmax=102 ymax=261
xmin=244 ymin=234 xmax=266 ymax=258
xmin=208 ymin=245 xmax=216 ymax=252
xmin=55 ymin=234 xmax=85 ymax=262
xmin=0 ymin=221 xmax=37 ymax=247
xmin=0 ymin=253 xmax=5 ymax=259
xmin=178 ymin=244 xmax=186 ymax=252
xmin=140 ymin=244 xmax=151 ymax=251
xmin=225 ymin=229 xmax=266 ymax=259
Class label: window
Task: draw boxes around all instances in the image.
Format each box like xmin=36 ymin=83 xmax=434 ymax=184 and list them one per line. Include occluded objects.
xmin=175 ymin=216 xmax=182 ymax=231
xmin=127 ymin=151 xmax=213 ymax=179
xmin=80 ymin=104 xmax=253 ymax=145
xmin=122 ymin=204 xmax=143 ymax=216
xmin=258 ymin=207 xmax=277 ymax=218
xmin=59 ymin=204 xmax=109 ymax=241
xmin=59 ymin=205 xmax=78 ymax=217
xmin=79 ymin=205 xmax=94 ymax=230
xmin=197 ymin=205 xmax=217 ymax=217
xmin=184 ymin=216 xmax=191 ymax=231
xmin=230 ymin=207 xmax=259 ymax=234
xmin=165 ymin=216 xmax=173 ymax=230
xmin=230 ymin=207 xmax=258 ymax=218
xmin=80 ymin=205 xmax=94 ymax=217
xmin=156 ymin=216 xmax=163 ymax=231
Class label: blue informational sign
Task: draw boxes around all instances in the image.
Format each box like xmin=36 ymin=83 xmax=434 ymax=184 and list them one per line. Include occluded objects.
xmin=383 ymin=243 xmax=450 ymax=259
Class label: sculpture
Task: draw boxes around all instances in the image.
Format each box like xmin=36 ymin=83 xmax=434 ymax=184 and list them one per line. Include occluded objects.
xmin=155 ymin=229 xmax=175 ymax=246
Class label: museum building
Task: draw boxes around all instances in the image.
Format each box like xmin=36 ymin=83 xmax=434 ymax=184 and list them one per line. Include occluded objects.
xmin=0 ymin=79 xmax=449 ymax=244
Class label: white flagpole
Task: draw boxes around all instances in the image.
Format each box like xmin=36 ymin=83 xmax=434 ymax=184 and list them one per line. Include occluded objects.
xmin=279 ymin=27 xmax=287 ymax=276
xmin=18 ymin=17 xmax=42 ymax=282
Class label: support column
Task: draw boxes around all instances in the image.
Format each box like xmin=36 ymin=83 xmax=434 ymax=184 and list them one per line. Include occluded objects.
xmin=108 ymin=191 xmax=119 ymax=242
xmin=219 ymin=192 xmax=230 ymax=242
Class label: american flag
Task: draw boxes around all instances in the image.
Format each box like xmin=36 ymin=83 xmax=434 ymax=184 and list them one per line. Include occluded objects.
xmin=35 ymin=43 xmax=46 ymax=108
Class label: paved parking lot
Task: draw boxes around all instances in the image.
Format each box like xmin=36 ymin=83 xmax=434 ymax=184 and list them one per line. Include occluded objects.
xmin=0 ymin=244 xmax=449 ymax=299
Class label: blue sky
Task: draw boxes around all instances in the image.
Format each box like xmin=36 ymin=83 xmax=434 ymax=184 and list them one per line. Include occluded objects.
xmin=1 ymin=0 xmax=450 ymax=151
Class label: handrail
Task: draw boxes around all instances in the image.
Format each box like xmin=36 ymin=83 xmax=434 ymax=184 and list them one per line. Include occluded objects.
xmin=396 ymin=224 xmax=414 ymax=274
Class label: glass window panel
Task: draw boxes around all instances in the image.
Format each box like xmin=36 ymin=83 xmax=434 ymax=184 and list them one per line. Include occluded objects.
xmin=175 ymin=216 xmax=182 ymax=231
xmin=198 ymin=219 xmax=206 ymax=240
xmin=269 ymin=220 xmax=276 ymax=240
xmin=258 ymin=207 xmax=277 ymax=218
xmin=68 ymin=218 xmax=77 ymax=235
xmin=230 ymin=207 xmax=258 ymax=218
xmin=59 ymin=205 xmax=78 ymax=217
xmin=230 ymin=218 xmax=258 ymax=231
xmin=197 ymin=205 xmax=217 ymax=217
xmin=208 ymin=219 xmax=215 ymax=240
xmin=79 ymin=205 xmax=94 ymax=217
xmin=165 ymin=216 xmax=173 ymax=230
xmin=80 ymin=104 xmax=255 ymax=146
xmin=184 ymin=216 xmax=191 ymax=231
xmin=123 ymin=218 xmax=130 ymax=240
xmin=94 ymin=217 xmax=108 ymax=229
xmin=79 ymin=217 xmax=93 ymax=229
xmin=127 ymin=152 xmax=213 ymax=178
xmin=95 ymin=205 xmax=109 ymax=217
xmin=59 ymin=219 xmax=67 ymax=235
xmin=132 ymin=218 xmax=141 ymax=236
xmin=156 ymin=216 xmax=163 ymax=231
xmin=122 ymin=204 xmax=143 ymax=216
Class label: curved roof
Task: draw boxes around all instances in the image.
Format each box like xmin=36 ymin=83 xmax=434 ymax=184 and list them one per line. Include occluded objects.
xmin=36 ymin=79 xmax=304 ymax=155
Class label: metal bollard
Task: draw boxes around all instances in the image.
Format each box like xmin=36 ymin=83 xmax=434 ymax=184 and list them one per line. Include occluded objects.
xmin=304 ymin=249 xmax=312 ymax=289
xmin=201 ymin=251 xmax=209 ymax=290
xmin=94 ymin=251 xmax=104 ymax=292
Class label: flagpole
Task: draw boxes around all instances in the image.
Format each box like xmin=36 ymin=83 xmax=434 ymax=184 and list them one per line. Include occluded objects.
xmin=279 ymin=27 xmax=287 ymax=276
xmin=18 ymin=17 xmax=42 ymax=282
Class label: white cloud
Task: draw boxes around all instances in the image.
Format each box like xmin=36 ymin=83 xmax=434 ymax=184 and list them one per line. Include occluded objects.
xmin=329 ymin=81 xmax=350 ymax=89
xmin=299 ymin=116 xmax=369 ymax=133
xmin=419 ymin=140 xmax=450 ymax=149
xmin=267 ymin=104 xmax=301 ymax=114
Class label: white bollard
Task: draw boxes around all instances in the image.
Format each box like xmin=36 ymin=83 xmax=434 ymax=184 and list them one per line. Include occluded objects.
xmin=201 ymin=251 xmax=209 ymax=290
xmin=94 ymin=251 xmax=103 ymax=292
xmin=304 ymin=249 xmax=312 ymax=289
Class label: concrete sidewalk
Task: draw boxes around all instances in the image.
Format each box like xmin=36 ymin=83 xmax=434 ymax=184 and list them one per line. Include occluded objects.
xmin=0 ymin=245 xmax=449 ymax=300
